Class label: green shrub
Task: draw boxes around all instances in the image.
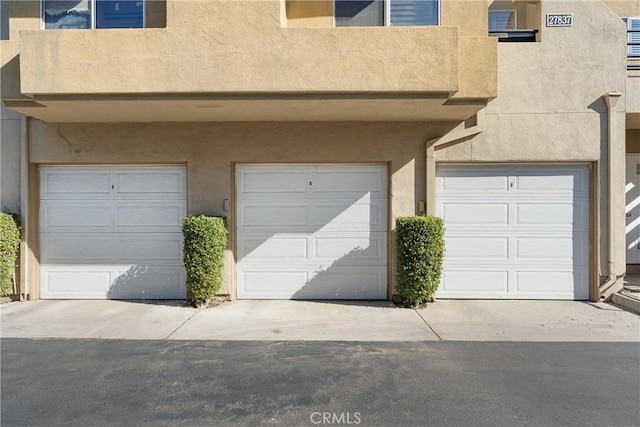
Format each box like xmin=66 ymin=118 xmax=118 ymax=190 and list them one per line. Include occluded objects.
xmin=395 ymin=215 xmax=445 ymax=307
xmin=0 ymin=213 xmax=21 ymax=297
xmin=182 ymin=215 xmax=228 ymax=307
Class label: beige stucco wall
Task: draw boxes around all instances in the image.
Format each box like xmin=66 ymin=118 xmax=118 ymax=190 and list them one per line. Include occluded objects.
xmin=440 ymin=0 xmax=488 ymax=38
xmin=436 ymin=0 xmax=628 ymax=281
xmin=601 ymin=0 xmax=640 ymax=17
xmin=16 ymin=15 xmax=461 ymax=95
xmin=9 ymin=0 xmax=495 ymax=102
xmin=27 ymin=120 xmax=454 ymax=299
xmin=283 ymin=0 xmax=499 ymax=99
xmin=0 ymin=41 xmax=23 ymax=101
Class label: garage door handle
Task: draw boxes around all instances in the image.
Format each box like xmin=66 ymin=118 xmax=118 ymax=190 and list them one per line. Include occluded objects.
xmin=627 ymin=213 xmax=632 ymax=217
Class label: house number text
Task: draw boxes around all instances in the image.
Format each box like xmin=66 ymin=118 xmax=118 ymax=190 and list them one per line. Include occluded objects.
xmin=546 ymin=13 xmax=573 ymax=27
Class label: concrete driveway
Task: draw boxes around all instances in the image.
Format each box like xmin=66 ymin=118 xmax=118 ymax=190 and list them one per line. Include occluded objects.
xmin=1 ymin=299 xmax=638 ymax=341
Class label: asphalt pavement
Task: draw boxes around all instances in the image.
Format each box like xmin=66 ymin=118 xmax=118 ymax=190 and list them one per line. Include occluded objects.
xmin=2 ymin=339 xmax=639 ymax=426
xmin=2 ymin=300 xmax=638 ymax=426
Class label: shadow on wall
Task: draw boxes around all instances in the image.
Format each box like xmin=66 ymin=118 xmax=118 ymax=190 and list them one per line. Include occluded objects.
xmin=291 ymin=246 xmax=386 ymax=301
xmin=1 ymin=55 xmax=21 ymax=101
xmin=106 ymin=264 xmax=187 ymax=304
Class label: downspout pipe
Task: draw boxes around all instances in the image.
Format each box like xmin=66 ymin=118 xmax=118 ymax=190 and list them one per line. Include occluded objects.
xmin=598 ymin=91 xmax=624 ymax=301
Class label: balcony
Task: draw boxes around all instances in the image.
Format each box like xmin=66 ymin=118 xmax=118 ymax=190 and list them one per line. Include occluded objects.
xmin=2 ymin=0 xmax=497 ymax=122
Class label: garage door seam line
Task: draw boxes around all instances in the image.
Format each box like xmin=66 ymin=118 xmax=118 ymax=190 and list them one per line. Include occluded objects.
xmin=164 ymin=309 xmax=200 ymax=340
xmin=413 ymin=309 xmax=442 ymax=341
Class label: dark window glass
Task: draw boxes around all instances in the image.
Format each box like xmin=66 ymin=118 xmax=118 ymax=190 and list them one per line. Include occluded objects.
xmin=335 ymin=0 xmax=383 ymax=27
xmin=43 ymin=0 xmax=91 ymax=29
xmin=390 ymin=0 xmax=438 ymax=26
xmin=1 ymin=0 xmax=9 ymax=40
xmin=43 ymin=0 xmax=144 ymax=29
xmin=96 ymin=0 xmax=143 ymax=29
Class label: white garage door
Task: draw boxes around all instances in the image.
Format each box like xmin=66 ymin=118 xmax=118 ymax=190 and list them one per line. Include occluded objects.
xmin=40 ymin=166 xmax=187 ymax=299
xmin=236 ymin=164 xmax=387 ymax=299
xmin=436 ymin=165 xmax=590 ymax=300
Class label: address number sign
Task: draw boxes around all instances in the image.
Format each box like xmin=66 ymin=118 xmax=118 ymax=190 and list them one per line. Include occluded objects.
xmin=546 ymin=13 xmax=573 ymax=27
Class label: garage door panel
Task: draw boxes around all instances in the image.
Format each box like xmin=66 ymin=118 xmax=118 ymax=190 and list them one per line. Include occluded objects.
xmin=438 ymin=168 xmax=510 ymax=192
xmin=41 ymin=202 xmax=112 ymax=230
xmin=313 ymin=233 xmax=386 ymax=265
xmin=240 ymin=266 xmax=386 ymax=300
xmin=313 ymin=167 xmax=387 ymax=198
xmin=116 ymin=204 xmax=184 ymax=229
xmin=437 ymin=165 xmax=589 ymax=300
xmin=444 ymin=237 xmax=508 ymax=259
xmin=238 ymin=233 xmax=386 ymax=266
xmin=110 ymin=266 xmax=186 ymax=299
xmin=41 ymin=236 xmax=113 ymax=263
xmin=115 ymin=235 xmax=183 ymax=262
xmin=296 ymin=267 xmax=386 ymax=299
xmin=238 ymin=203 xmax=308 ymax=229
xmin=440 ymin=203 xmax=509 ymax=225
xmin=41 ymin=233 xmax=183 ymax=264
xmin=313 ymin=200 xmax=386 ymax=232
xmin=240 ymin=271 xmax=310 ymax=297
xmin=42 ymin=169 xmax=111 ymax=197
xmin=40 ymin=166 xmax=187 ymax=300
xmin=515 ymin=270 xmax=588 ymax=299
xmin=514 ymin=167 xmax=589 ymax=195
xmin=42 ymin=269 xmax=111 ymax=297
xmin=42 ymin=265 xmax=186 ymax=299
xmin=237 ymin=164 xmax=388 ymax=300
xmin=239 ymin=235 xmax=309 ymax=261
xmin=515 ymin=235 xmax=587 ymax=264
xmin=115 ymin=169 xmax=185 ymax=195
xmin=237 ymin=168 xmax=308 ymax=197
xmin=440 ymin=271 xmax=509 ymax=294
xmin=515 ymin=203 xmax=576 ymax=227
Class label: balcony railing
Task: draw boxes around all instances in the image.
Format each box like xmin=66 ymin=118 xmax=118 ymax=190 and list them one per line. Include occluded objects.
xmin=489 ymin=29 xmax=538 ymax=43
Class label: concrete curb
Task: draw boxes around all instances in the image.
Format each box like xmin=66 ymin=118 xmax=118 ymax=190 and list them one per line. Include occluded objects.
xmin=611 ymin=292 xmax=640 ymax=314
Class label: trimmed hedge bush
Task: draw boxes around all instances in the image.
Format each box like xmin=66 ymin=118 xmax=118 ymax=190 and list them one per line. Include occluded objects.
xmin=0 ymin=213 xmax=21 ymax=297
xmin=395 ymin=215 xmax=445 ymax=307
xmin=182 ymin=215 xmax=228 ymax=307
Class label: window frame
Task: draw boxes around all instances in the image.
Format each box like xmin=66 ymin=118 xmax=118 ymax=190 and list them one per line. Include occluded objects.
xmin=488 ymin=9 xmax=517 ymax=31
xmin=332 ymin=0 xmax=441 ymax=27
xmin=626 ymin=17 xmax=640 ymax=58
xmin=40 ymin=0 xmax=146 ymax=29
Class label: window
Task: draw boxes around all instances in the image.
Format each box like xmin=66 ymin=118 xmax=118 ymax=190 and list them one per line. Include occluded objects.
xmin=625 ymin=17 xmax=640 ymax=58
xmin=42 ymin=0 xmax=144 ymax=29
xmin=488 ymin=10 xmax=516 ymax=31
xmin=334 ymin=0 xmax=439 ymax=27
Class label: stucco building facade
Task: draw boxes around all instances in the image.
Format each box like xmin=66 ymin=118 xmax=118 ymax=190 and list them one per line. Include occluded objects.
xmin=1 ymin=0 xmax=639 ymax=302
